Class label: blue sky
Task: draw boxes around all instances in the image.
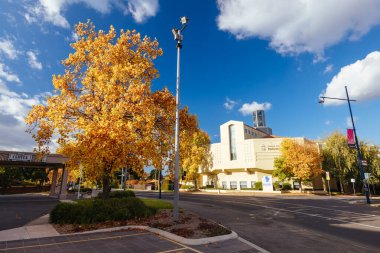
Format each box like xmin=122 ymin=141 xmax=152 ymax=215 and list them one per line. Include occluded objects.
xmin=1 ymin=0 xmax=380 ymax=151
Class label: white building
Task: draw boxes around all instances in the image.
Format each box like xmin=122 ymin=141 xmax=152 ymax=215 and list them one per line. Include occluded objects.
xmin=199 ymin=119 xmax=309 ymax=190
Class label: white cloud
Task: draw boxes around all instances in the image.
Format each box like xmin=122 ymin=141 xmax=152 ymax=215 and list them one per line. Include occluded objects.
xmin=324 ymin=120 xmax=333 ymax=126
xmin=0 ymin=63 xmax=21 ymax=83
xmin=127 ymin=0 xmax=159 ymax=23
xmin=26 ymin=51 xmax=43 ymax=70
xmin=216 ymin=0 xmax=380 ymax=57
xmin=0 ymin=38 xmax=19 ymax=59
xmin=324 ymin=64 xmax=334 ymax=74
xmin=223 ymin=97 xmax=237 ymax=110
xmin=0 ymin=80 xmax=50 ymax=151
xmin=238 ymin=101 xmax=271 ymax=116
xmin=25 ymin=0 xmax=158 ymax=29
xmin=346 ymin=116 xmax=357 ymax=128
xmin=321 ymin=51 xmax=380 ymax=105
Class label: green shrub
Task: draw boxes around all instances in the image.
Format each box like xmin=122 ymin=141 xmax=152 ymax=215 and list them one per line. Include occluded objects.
xmin=254 ymin=182 xmax=263 ymax=190
xmin=205 ymin=185 xmax=215 ymax=189
xmin=97 ymin=190 xmax=135 ymax=199
xmin=273 ymin=181 xmax=281 ymax=190
xmin=282 ymin=183 xmax=292 ymax=191
xmin=199 ymin=186 xmax=206 ymax=189
xmin=50 ymin=197 xmax=155 ymax=224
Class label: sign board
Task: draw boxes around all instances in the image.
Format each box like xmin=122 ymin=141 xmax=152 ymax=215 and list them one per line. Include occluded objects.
xmin=361 ymin=160 xmax=367 ymax=166
xmin=364 ymin=173 xmax=370 ymax=180
xmin=326 ymin=172 xmax=330 ymax=181
xmin=351 ymin=178 xmax=355 ymax=183
xmin=262 ymin=176 xmax=273 ymax=192
xmin=347 ymin=129 xmax=356 ymax=148
xmin=8 ymin=153 xmax=32 ymax=162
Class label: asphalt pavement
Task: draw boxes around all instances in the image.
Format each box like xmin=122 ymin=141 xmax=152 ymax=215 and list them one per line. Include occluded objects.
xmin=136 ymin=191 xmax=380 ymax=253
xmin=0 ymin=194 xmax=58 ymax=230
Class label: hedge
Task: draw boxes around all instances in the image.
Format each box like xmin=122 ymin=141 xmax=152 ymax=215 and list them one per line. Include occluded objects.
xmin=50 ymin=197 xmax=154 ymax=224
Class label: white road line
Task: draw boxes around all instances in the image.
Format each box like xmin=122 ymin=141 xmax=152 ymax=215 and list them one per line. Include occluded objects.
xmin=224 ymin=199 xmax=380 ymax=230
xmin=201 ymin=195 xmax=378 ymax=217
xmin=183 ymin=196 xmax=380 ymax=230
xmin=238 ymin=237 xmax=271 ymax=253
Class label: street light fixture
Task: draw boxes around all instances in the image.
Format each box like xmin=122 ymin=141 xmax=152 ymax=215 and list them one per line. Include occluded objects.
xmin=319 ymin=86 xmax=370 ymax=204
xmin=172 ymin=16 xmax=189 ymax=222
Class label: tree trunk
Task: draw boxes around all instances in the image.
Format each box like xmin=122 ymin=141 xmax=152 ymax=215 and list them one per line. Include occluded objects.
xmin=102 ymin=174 xmax=110 ymax=199
xmin=321 ymin=177 xmax=327 ymax=192
xmin=339 ymin=176 xmax=345 ymax=193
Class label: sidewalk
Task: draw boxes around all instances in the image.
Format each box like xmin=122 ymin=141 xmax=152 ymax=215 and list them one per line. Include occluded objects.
xmin=0 ymin=215 xmax=59 ymax=241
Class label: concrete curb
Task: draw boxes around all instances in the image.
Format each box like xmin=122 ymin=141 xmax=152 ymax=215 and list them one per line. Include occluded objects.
xmin=61 ymin=225 xmax=238 ymax=246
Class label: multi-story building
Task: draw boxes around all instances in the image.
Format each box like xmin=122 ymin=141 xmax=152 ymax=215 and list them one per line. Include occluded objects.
xmin=199 ymin=111 xmax=320 ymax=190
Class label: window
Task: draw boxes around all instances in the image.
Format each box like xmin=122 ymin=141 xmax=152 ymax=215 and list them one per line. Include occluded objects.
xmin=251 ymin=181 xmax=255 ymax=188
xmin=245 ymin=129 xmax=247 ymax=134
xmin=222 ymin=181 xmax=227 ymax=189
xmin=230 ymin=181 xmax=237 ymax=190
xmin=229 ymin=125 xmax=237 ymax=160
xmin=240 ymin=181 xmax=247 ymax=189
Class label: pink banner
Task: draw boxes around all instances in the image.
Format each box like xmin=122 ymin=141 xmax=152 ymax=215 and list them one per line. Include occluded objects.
xmin=347 ymin=129 xmax=355 ymax=148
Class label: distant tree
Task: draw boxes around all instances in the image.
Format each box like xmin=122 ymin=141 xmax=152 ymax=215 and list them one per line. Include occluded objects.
xmin=273 ymin=157 xmax=293 ymax=181
xmin=275 ymin=139 xmax=322 ymax=192
xmin=0 ymin=167 xmax=23 ymax=192
xmin=322 ymin=132 xmax=357 ymax=193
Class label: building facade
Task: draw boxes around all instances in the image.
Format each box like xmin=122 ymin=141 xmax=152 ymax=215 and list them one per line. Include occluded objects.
xmin=199 ymin=119 xmax=311 ymax=190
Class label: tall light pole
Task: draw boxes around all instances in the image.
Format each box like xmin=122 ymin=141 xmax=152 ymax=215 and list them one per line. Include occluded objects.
xmin=319 ymin=86 xmax=371 ymax=204
xmin=172 ymin=16 xmax=189 ymax=222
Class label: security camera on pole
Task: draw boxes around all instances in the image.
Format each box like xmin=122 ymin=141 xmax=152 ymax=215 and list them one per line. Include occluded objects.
xmin=172 ymin=16 xmax=189 ymax=222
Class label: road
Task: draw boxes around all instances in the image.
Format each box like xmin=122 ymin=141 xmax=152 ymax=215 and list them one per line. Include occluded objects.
xmin=0 ymin=194 xmax=58 ymax=230
xmin=136 ymin=192 xmax=380 ymax=253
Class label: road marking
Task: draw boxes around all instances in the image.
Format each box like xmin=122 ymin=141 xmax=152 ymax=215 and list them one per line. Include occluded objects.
xmin=2 ymin=232 xmax=149 ymax=250
xmin=158 ymin=235 xmax=203 ymax=253
xmin=157 ymin=247 xmax=189 ymax=253
xmin=238 ymin=237 xmax=271 ymax=253
xmin=222 ymin=199 xmax=380 ymax=230
xmin=181 ymin=196 xmax=380 ymax=231
xmin=244 ymin=197 xmax=378 ymax=217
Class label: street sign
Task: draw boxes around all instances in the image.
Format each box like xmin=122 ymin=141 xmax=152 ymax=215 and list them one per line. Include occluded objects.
xmin=364 ymin=173 xmax=370 ymax=180
xmin=362 ymin=160 xmax=367 ymax=166
xmin=326 ymin=172 xmax=330 ymax=181
xmin=350 ymin=178 xmax=355 ymax=183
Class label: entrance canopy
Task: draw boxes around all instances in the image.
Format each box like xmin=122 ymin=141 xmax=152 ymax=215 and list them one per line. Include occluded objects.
xmin=0 ymin=150 xmax=69 ymax=199
xmin=0 ymin=151 xmax=68 ymax=168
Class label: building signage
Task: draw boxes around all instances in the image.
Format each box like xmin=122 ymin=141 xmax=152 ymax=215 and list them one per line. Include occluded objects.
xmin=8 ymin=153 xmax=32 ymax=162
xmin=260 ymin=144 xmax=280 ymax=152
xmin=262 ymin=175 xmax=273 ymax=192
xmin=347 ymin=129 xmax=356 ymax=148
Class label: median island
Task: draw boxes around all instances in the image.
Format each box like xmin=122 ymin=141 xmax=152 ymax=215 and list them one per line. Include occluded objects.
xmin=51 ymin=191 xmax=231 ymax=239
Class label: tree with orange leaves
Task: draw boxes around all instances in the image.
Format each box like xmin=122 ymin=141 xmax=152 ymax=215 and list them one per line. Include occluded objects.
xmin=274 ymin=139 xmax=322 ymax=192
xmin=26 ymin=21 xmax=164 ymax=198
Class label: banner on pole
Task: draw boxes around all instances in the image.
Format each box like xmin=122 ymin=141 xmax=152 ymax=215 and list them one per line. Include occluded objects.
xmin=347 ymin=129 xmax=356 ymax=148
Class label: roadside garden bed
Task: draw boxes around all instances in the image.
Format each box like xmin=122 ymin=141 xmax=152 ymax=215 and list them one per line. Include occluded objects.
xmin=50 ymin=191 xmax=231 ymax=239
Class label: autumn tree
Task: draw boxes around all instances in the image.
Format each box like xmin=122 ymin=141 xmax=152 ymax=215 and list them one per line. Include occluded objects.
xmin=26 ymin=21 xmax=164 ymax=198
xmin=322 ymin=132 xmax=357 ymax=193
xmin=274 ymin=139 xmax=322 ymax=192
xmin=323 ymin=132 xmax=380 ymax=193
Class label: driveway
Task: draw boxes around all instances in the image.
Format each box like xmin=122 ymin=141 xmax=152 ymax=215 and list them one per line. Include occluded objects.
xmin=0 ymin=194 xmax=58 ymax=230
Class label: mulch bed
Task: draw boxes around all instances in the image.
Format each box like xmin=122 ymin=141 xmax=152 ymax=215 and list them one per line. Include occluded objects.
xmin=53 ymin=209 xmax=231 ymax=239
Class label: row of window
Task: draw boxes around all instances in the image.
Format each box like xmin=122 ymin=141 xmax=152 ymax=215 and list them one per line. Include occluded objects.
xmin=221 ymin=181 xmax=255 ymax=189
xmin=244 ymin=128 xmax=257 ymax=137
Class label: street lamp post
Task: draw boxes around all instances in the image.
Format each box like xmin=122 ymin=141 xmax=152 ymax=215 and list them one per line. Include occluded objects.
xmin=172 ymin=16 xmax=189 ymax=222
xmin=319 ymin=85 xmax=371 ymax=204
